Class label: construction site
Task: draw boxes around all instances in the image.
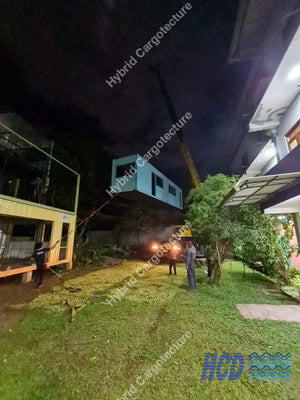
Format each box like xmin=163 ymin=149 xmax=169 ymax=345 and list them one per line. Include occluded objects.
xmin=0 ymin=1 xmax=300 ymax=399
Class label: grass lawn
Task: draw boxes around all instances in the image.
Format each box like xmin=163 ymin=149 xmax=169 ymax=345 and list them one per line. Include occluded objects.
xmin=0 ymin=261 xmax=299 ymax=400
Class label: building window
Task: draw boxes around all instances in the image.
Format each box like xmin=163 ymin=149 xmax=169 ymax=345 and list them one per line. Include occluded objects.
xmin=116 ymin=163 xmax=135 ymax=178
xmin=151 ymin=173 xmax=156 ymax=196
xmin=59 ymin=223 xmax=69 ymax=260
xmin=156 ymin=176 xmax=164 ymax=188
xmin=168 ymin=184 xmax=176 ymax=196
xmin=286 ymin=121 xmax=300 ymax=151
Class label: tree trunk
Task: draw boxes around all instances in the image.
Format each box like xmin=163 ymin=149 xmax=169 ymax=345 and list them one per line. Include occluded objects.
xmin=276 ymin=251 xmax=290 ymax=286
xmin=210 ymin=259 xmax=221 ymax=284
xmin=208 ymin=240 xmax=222 ymax=284
xmin=207 ymin=257 xmax=212 ymax=279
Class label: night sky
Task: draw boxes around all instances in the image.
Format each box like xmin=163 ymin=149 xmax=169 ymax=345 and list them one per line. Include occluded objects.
xmin=0 ymin=0 xmax=250 ymax=189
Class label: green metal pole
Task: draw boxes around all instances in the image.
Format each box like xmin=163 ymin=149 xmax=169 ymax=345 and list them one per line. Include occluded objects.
xmin=74 ymin=174 xmax=80 ymax=216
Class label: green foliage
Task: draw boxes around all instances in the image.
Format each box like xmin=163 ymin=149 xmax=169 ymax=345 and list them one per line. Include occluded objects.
xmin=233 ymin=206 xmax=289 ymax=281
xmin=186 ymin=174 xmax=236 ymax=243
xmin=186 ymin=174 xmax=290 ymax=284
xmin=186 ymin=174 xmax=237 ymax=283
xmin=290 ymin=267 xmax=300 ymax=288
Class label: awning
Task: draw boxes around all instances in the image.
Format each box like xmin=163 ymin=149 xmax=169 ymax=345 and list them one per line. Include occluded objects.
xmin=221 ymin=172 xmax=300 ymax=207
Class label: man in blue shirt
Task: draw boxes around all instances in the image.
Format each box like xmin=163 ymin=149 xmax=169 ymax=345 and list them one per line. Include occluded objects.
xmin=185 ymin=241 xmax=196 ymax=290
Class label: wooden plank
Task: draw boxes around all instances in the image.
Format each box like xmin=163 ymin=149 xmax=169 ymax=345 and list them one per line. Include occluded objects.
xmin=0 ymin=259 xmax=71 ymax=278
xmin=0 ymin=265 xmax=36 ymax=278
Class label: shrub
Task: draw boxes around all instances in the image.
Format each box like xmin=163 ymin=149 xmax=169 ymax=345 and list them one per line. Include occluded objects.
xmin=290 ymin=267 xmax=300 ymax=288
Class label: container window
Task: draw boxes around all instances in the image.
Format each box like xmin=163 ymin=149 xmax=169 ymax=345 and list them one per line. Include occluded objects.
xmin=156 ymin=176 xmax=163 ymax=188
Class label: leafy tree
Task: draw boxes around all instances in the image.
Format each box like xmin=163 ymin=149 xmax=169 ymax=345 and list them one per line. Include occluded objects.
xmin=186 ymin=174 xmax=290 ymax=285
xmin=186 ymin=174 xmax=236 ymax=283
xmin=233 ymin=206 xmax=290 ymax=284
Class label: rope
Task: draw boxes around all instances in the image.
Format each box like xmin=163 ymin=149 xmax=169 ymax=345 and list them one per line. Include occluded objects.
xmin=61 ymin=193 xmax=120 ymax=241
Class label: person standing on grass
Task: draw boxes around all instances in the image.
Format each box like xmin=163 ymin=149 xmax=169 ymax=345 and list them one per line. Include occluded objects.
xmin=33 ymin=240 xmax=59 ymax=288
xmin=185 ymin=241 xmax=196 ymax=290
xmin=168 ymin=244 xmax=178 ymax=275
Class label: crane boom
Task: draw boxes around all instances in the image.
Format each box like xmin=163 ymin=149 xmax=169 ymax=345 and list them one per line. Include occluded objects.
xmin=152 ymin=66 xmax=200 ymax=187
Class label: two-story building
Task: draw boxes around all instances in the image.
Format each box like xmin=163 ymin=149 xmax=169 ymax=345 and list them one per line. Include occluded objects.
xmin=223 ymin=0 xmax=300 ymax=267
xmin=0 ymin=113 xmax=80 ymax=282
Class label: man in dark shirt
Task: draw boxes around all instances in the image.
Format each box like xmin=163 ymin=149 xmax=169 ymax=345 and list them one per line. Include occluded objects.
xmin=33 ymin=240 xmax=59 ymax=287
xmin=168 ymin=243 xmax=179 ymax=275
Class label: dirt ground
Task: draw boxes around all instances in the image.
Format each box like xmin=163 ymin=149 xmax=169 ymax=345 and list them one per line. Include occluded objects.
xmin=0 ymin=255 xmax=125 ymax=329
xmin=0 ymin=267 xmax=110 ymax=329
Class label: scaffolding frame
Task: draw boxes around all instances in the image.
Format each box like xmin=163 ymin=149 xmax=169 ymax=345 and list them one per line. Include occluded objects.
xmin=0 ymin=121 xmax=80 ymax=282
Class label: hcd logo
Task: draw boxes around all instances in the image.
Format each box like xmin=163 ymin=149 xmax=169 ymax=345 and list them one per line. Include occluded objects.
xmin=201 ymin=353 xmax=244 ymax=381
xmin=248 ymin=352 xmax=290 ymax=381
